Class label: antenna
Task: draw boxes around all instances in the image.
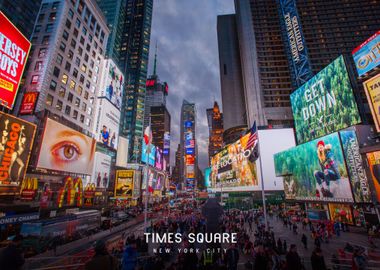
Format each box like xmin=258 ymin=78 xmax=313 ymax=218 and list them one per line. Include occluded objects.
xmin=153 ymin=41 xmax=158 ymax=75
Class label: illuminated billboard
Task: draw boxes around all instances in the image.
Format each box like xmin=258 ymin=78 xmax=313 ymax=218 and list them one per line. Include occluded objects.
xmin=274 ymin=132 xmax=353 ymax=202
xmin=141 ymin=140 xmax=155 ymax=166
xmin=340 ymin=130 xmax=371 ymax=203
xmin=352 ymin=30 xmax=380 ymax=77
xmin=204 ymin=167 xmax=211 ymax=188
xmin=210 ymin=132 xmax=258 ymax=191
xmin=155 ymin=147 xmax=163 ymax=170
xmin=37 ymin=118 xmax=96 ymax=175
xmin=114 ymin=170 xmax=134 ymax=198
xmin=290 ymin=56 xmax=361 ymax=144
xmin=366 ymin=151 xmax=380 ymax=202
xmin=19 ymin=92 xmax=39 ymax=115
xmin=91 ymin=152 xmax=112 ymax=188
xmin=363 ymin=74 xmax=380 ymax=132
xmin=0 ymin=12 xmax=31 ymax=109
xmin=98 ymin=59 xmax=124 ymax=109
xmin=0 ymin=112 xmax=36 ymax=194
xmin=116 ymin=136 xmax=128 ymax=167
xmin=93 ymin=97 xmax=120 ymax=149
xmin=163 ymin=132 xmax=170 ymax=155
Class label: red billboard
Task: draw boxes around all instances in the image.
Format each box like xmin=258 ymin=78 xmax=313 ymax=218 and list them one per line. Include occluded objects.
xmin=0 ymin=12 xmax=31 ymax=109
xmin=19 ymin=92 xmax=39 ymax=115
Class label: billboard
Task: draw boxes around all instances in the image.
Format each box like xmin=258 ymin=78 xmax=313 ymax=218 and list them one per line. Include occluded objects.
xmin=210 ymin=132 xmax=258 ymax=191
xmin=290 ymin=55 xmax=361 ymax=144
xmin=185 ymin=121 xmax=193 ymax=128
xmin=186 ymin=148 xmax=194 ymax=155
xmin=0 ymin=12 xmax=31 ymax=109
xmin=278 ymin=0 xmax=313 ymax=86
xmin=363 ymin=74 xmax=380 ymax=132
xmin=116 ymin=136 xmax=128 ymax=167
xmin=37 ymin=118 xmax=96 ymax=175
xmin=99 ymin=59 xmax=124 ymax=109
xmin=141 ymin=140 xmax=155 ymax=166
xmin=186 ymin=155 xmax=195 ymax=165
xmin=155 ymin=147 xmax=163 ymax=170
xmin=204 ymin=167 xmax=211 ymax=188
xmin=0 ymin=112 xmax=36 ymax=193
xmin=91 ymin=152 xmax=112 ymax=188
xmin=352 ymin=30 xmax=380 ymax=77
xmin=340 ymin=130 xmax=371 ymax=202
xmin=163 ymin=132 xmax=170 ymax=155
xmin=114 ymin=170 xmax=133 ymax=198
xmin=274 ymin=132 xmax=353 ymax=202
xmin=94 ymin=97 xmax=120 ymax=149
xmin=19 ymin=92 xmax=39 ymax=115
xmin=366 ymin=151 xmax=380 ymax=202
xmin=328 ymin=203 xmax=354 ymax=224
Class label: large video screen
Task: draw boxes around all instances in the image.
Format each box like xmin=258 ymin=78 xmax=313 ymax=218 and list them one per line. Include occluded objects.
xmin=99 ymin=59 xmax=124 ymax=110
xmin=210 ymin=132 xmax=258 ymax=191
xmin=141 ymin=140 xmax=156 ymax=166
xmin=91 ymin=152 xmax=112 ymax=189
xmin=37 ymin=118 xmax=96 ymax=175
xmin=352 ymin=30 xmax=380 ymax=77
xmin=274 ymin=132 xmax=353 ymax=202
xmin=155 ymin=147 xmax=163 ymax=170
xmin=290 ymin=55 xmax=361 ymax=144
xmin=114 ymin=170 xmax=133 ymax=198
xmin=366 ymin=151 xmax=380 ymax=203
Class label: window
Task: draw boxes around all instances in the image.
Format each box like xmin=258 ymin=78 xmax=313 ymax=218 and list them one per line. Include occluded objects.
xmin=75 ymin=97 xmax=80 ymax=107
xmin=65 ymin=19 xmax=71 ymax=29
xmin=41 ymin=3 xmax=48 ymax=10
xmin=85 ymin=80 xmax=90 ymax=89
xmin=82 ymin=27 xmax=87 ymax=36
xmin=87 ymin=107 xmax=92 ymax=115
xmin=34 ymin=25 xmax=41 ymax=33
xmin=79 ymin=75 xmax=85 ymax=83
xmin=73 ymin=110 xmax=78 ymax=120
xmin=49 ymin=80 xmax=57 ymax=91
xmin=61 ymin=74 xmax=68 ymax=84
xmin=81 ymin=102 xmax=87 ymax=112
xmin=75 ymin=18 xmax=81 ymax=28
xmin=38 ymin=48 xmax=47 ymax=58
xmin=59 ymin=42 xmax=66 ymax=52
xmin=53 ymin=67 xmax=60 ymax=78
xmin=65 ymin=105 xmax=71 ymax=115
xmin=80 ymin=114 xmax=84 ymax=123
xmin=59 ymin=87 xmax=66 ymax=97
xmin=84 ymin=91 xmax=89 ymax=100
xmin=85 ymin=118 xmax=90 ymax=127
xmin=81 ymin=64 xmax=86 ymax=72
xmin=56 ymin=54 xmax=63 ymax=65
xmin=80 ymin=36 xmax=85 ymax=45
xmin=89 ymin=97 xmax=94 ymax=104
xmin=90 ymin=85 xmax=95 ymax=93
xmin=37 ymin=13 xmax=45 ymax=23
xmin=46 ymin=94 xmax=53 ymax=106
xmin=52 ymin=1 xmax=59 ymax=10
xmin=49 ymin=12 xmax=57 ymax=21
xmin=68 ymin=50 xmax=73 ymax=60
xmin=84 ymin=53 xmax=89 ymax=62
xmin=68 ymin=9 xmax=74 ymax=19
xmin=75 ymin=57 xmax=80 ymax=67
xmin=86 ymin=44 xmax=90 ymax=52
xmin=68 ymin=92 xmax=73 ymax=102
xmin=31 ymin=75 xmax=39 ymax=84
xmin=65 ymin=61 xmax=71 ymax=72
xmin=88 ymin=35 xmax=93 ymax=42
xmin=71 ymin=39 xmax=76 ymax=48
xmin=90 ymin=60 xmax=94 ymax=68
xmin=69 ymin=80 xmax=76 ymax=90
xmin=62 ymin=30 xmax=69 ymax=40
xmin=56 ymin=100 xmax=63 ymax=111
xmin=42 ymin=35 xmax=50 ymax=45
xmin=88 ymin=70 xmax=92 ymax=78
xmin=77 ymin=85 xmax=83 ymax=95
xmin=78 ymin=46 xmax=83 ymax=56
xmin=34 ymin=61 xmax=43 ymax=71
xmin=73 ymin=28 xmax=79 ymax=37
xmin=73 ymin=68 xmax=78 ymax=78
xmin=45 ymin=24 xmax=53 ymax=33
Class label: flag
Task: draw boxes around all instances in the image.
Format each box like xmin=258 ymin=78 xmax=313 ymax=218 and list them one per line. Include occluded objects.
xmin=245 ymin=121 xmax=258 ymax=150
xmin=148 ymin=186 xmax=154 ymax=193
xmin=144 ymin=126 xmax=152 ymax=145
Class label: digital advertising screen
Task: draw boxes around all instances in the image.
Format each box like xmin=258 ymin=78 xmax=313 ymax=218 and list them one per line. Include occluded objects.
xmin=290 ymin=55 xmax=361 ymax=144
xmin=116 ymin=136 xmax=128 ymax=168
xmin=352 ymin=30 xmax=380 ymax=77
xmin=141 ymin=140 xmax=156 ymax=166
xmin=366 ymin=151 xmax=380 ymax=203
xmin=340 ymin=130 xmax=371 ymax=203
xmin=274 ymin=132 xmax=353 ymax=203
xmin=155 ymin=147 xmax=163 ymax=170
xmin=37 ymin=118 xmax=96 ymax=175
xmin=363 ymin=73 xmax=380 ymax=132
xmin=0 ymin=12 xmax=31 ymax=110
xmin=98 ymin=59 xmax=124 ymax=110
xmin=114 ymin=170 xmax=134 ymax=198
xmin=91 ymin=152 xmax=112 ymax=188
xmin=19 ymin=92 xmax=39 ymax=115
xmin=210 ymin=132 xmax=258 ymax=191
xmin=328 ymin=203 xmax=354 ymax=224
xmin=204 ymin=167 xmax=211 ymax=188
xmin=0 ymin=112 xmax=36 ymax=194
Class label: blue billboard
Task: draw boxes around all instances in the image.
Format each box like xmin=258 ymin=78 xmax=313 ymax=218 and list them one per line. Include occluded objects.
xmin=204 ymin=167 xmax=211 ymax=188
xmin=142 ymin=140 xmax=156 ymax=166
xmin=278 ymin=0 xmax=313 ymax=86
xmin=185 ymin=121 xmax=193 ymax=128
xmin=186 ymin=148 xmax=195 ymax=155
xmin=352 ymin=30 xmax=380 ymax=77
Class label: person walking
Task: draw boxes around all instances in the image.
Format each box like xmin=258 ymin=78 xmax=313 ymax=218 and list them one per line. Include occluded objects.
xmin=311 ymin=248 xmax=327 ymax=270
xmin=85 ymin=240 xmax=118 ymax=270
xmin=283 ymin=240 xmax=287 ymax=253
xmin=122 ymin=240 xmax=138 ymax=270
xmin=301 ymin=234 xmax=308 ymax=249
xmin=286 ymin=244 xmax=303 ymax=270
xmin=0 ymin=235 xmax=25 ymax=270
xmin=352 ymin=249 xmax=368 ymax=270
xmin=226 ymin=243 xmax=239 ymax=270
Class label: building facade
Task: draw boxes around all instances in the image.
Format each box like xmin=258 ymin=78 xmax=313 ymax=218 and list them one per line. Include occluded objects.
xmin=119 ymin=0 xmax=153 ymax=163
xmin=206 ymin=102 xmax=223 ymax=164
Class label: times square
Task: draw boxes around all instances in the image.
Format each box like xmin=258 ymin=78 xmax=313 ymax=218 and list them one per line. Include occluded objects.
xmin=0 ymin=0 xmax=380 ymax=269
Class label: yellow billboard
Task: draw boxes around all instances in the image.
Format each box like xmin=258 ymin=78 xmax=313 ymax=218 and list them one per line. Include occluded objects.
xmin=363 ymin=74 xmax=380 ymax=132
xmin=114 ymin=170 xmax=134 ymax=198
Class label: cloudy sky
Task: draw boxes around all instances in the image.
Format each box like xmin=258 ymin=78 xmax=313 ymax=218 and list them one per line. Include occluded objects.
xmin=147 ymin=0 xmax=235 ymax=170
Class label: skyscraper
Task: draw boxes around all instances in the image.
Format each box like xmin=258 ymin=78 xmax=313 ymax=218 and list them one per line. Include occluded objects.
xmin=206 ymin=102 xmax=223 ymax=164
xmin=119 ymin=0 xmax=153 ymax=163
xmin=217 ymin=14 xmax=247 ymax=135
xmin=235 ymin=0 xmax=380 ymax=127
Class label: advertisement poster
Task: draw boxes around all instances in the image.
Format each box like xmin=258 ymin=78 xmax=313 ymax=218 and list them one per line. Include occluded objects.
xmin=163 ymin=132 xmax=170 ymax=155
xmin=210 ymin=132 xmax=258 ymax=191
xmin=98 ymin=59 xmax=124 ymax=110
xmin=91 ymin=152 xmax=112 ymax=188
xmin=352 ymin=30 xmax=380 ymax=77
xmin=363 ymin=74 xmax=380 ymax=132
xmin=37 ymin=118 xmax=96 ymax=175
xmin=0 ymin=12 xmax=31 ymax=109
xmin=366 ymin=151 xmax=380 ymax=202
xmin=116 ymin=136 xmax=128 ymax=167
xmin=340 ymin=130 xmax=371 ymax=202
xmin=204 ymin=167 xmax=211 ymax=188
xmin=19 ymin=92 xmax=39 ymax=115
xmin=0 ymin=112 xmax=36 ymax=193
xmin=274 ymin=133 xmax=353 ymax=202
xmin=94 ymin=98 xmax=120 ymax=149
xmin=141 ymin=140 xmax=156 ymax=166
xmin=114 ymin=170 xmax=134 ymax=198
xmin=155 ymin=147 xmax=163 ymax=170
xmin=278 ymin=0 xmax=313 ymax=86
xmin=328 ymin=203 xmax=354 ymax=224
xmin=290 ymin=55 xmax=361 ymax=144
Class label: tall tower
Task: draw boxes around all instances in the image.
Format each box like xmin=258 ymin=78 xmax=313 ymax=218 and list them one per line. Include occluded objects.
xmin=119 ymin=0 xmax=153 ymax=163
xmin=206 ymin=102 xmax=223 ymax=164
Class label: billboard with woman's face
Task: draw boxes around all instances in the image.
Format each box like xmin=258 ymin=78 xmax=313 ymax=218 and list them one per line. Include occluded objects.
xmin=37 ymin=118 xmax=96 ymax=175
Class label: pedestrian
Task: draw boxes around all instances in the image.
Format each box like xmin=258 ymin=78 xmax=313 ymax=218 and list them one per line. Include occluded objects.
xmin=352 ymin=249 xmax=367 ymax=270
xmin=311 ymin=248 xmax=327 ymax=270
xmin=314 ymin=235 xmax=321 ymax=249
xmin=122 ymin=240 xmax=138 ymax=270
xmin=293 ymin=223 xmax=298 ymax=234
xmin=301 ymin=234 xmax=307 ymax=249
xmin=277 ymin=238 xmax=283 ymax=254
xmin=253 ymin=245 xmax=268 ymax=270
xmin=0 ymin=235 xmax=25 ymax=270
xmin=226 ymin=243 xmax=240 ymax=270
xmin=286 ymin=244 xmax=303 ymax=270
xmin=85 ymin=240 xmax=118 ymax=270
xmin=283 ymin=240 xmax=287 ymax=253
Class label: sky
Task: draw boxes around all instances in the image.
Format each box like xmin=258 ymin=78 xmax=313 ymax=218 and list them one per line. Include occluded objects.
xmin=147 ymin=0 xmax=235 ymax=171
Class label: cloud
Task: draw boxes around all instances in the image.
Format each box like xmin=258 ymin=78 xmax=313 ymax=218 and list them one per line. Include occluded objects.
xmin=148 ymin=0 xmax=235 ymax=170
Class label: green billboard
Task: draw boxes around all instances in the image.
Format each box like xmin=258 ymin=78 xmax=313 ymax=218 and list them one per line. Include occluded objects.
xmin=290 ymin=55 xmax=361 ymax=144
